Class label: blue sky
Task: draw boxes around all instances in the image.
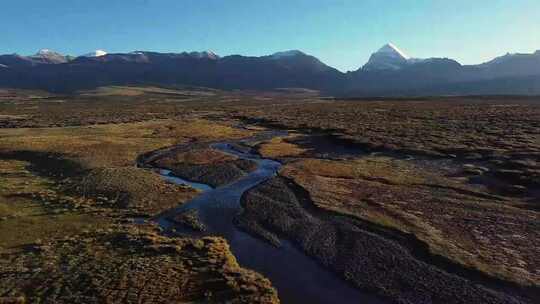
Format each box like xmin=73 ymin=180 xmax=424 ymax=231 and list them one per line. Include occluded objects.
xmin=2 ymin=0 xmax=539 ymax=71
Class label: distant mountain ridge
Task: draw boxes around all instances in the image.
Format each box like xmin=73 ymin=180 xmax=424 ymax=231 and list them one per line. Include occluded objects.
xmin=82 ymin=50 xmax=108 ymax=57
xmin=0 ymin=44 xmax=539 ymax=96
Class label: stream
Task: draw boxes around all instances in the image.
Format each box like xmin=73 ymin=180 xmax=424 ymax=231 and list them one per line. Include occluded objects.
xmin=146 ymin=131 xmax=388 ymax=304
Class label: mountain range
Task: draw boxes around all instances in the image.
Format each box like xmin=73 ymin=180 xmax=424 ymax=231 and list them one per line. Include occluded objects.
xmin=1 ymin=44 xmax=539 ymax=96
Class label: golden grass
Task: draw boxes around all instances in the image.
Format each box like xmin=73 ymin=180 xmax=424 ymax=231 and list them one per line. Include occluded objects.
xmin=78 ymin=85 xmax=217 ymax=97
xmin=0 ymin=100 xmax=279 ymax=302
xmin=0 ymin=119 xmax=252 ymax=169
xmin=80 ymin=167 xmax=199 ymax=215
xmin=257 ymin=136 xmax=307 ymax=158
xmin=281 ymin=157 xmax=427 ymax=184
xmin=1 ymin=225 xmax=279 ymax=303
xmin=0 ymin=160 xmax=108 ymax=252
xmin=151 ymin=119 xmax=252 ymax=142
xmin=0 ymin=118 xmax=252 ymax=250
xmin=280 ymin=157 xmax=539 ymax=286
xmin=167 ymin=148 xmax=236 ymax=165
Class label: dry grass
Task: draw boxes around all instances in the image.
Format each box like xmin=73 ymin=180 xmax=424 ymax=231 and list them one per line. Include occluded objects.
xmin=0 ymin=224 xmax=279 ymax=303
xmin=0 ymin=118 xmax=251 ymax=169
xmin=80 ymin=167 xmax=199 ymax=215
xmin=281 ymin=157 xmax=430 ymax=184
xmin=163 ymin=148 xmax=237 ymax=165
xmin=0 ymin=111 xmax=278 ymax=302
xmin=240 ymin=177 xmax=528 ymax=304
xmin=153 ymin=147 xmax=258 ymax=187
xmin=78 ymin=85 xmax=219 ymax=97
xmin=0 ymin=117 xmax=254 ymax=247
xmin=3 ymin=89 xmax=539 ymax=302
xmin=0 ymin=159 xmax=108 ymax=252
xmin=236 ymin=99 xmax=540 ymax=159
xmin=280 ymin=157 xmax=540 ymax=287
xmin=257 ymin=135 xmax=307 ymax=158
xmin=0 ymin=119 xmax=252 ymax=217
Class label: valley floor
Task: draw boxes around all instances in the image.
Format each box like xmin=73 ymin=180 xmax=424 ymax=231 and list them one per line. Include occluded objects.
xmin=0 ymin=87 xmax=538 ymax=303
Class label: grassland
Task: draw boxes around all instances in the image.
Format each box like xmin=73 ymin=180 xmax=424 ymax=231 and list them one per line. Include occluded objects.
xmin=279 ymin=157 xmax=539 ymax=285
xmin=1 ymin=88 xmax=539 ymax=303
xmin=0 ymin=224 xmax=277 ymax=303
xmin=233 ymin=97 xmax=540 ymax=302
xmin=0 ymin=159 xmax=107 ymax=253
xmin=235 ymin=98 xmax=540 ymax=195
xmin=152 ymin=146 xmax=258 ymax=187
xmin=0 ymin=88 xmax=278 ymax=303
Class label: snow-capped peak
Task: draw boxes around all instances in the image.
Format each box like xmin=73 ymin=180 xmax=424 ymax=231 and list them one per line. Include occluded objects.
xmin=188 ymin=51 xmax=219 ymax=59
xmin=36 ymin=49 xmax=57 ymax=56
xmin=30 ymin=49 xmax=69 ymax=63
xmin=82 ymin=50 xmax=108 ymax=57
xmin=377 ymin=43 xmax=410 ymax=60
xmin=363 ymin=43 xmax=411 ymax=71
xmin=33 ymin=49 xmax=65 ymax=58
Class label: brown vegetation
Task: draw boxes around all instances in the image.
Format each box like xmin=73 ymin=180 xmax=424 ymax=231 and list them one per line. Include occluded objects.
xmin=257 ymin=135 xmax=308 ymax=159
xmin=235 ymin=99 xmax=540 ymax=195
xmin=0 ymin=224 xmax=278 ymax=303
xmin=279 ymin=158 xmax=539 ymax=286
xmin=2 ymin=89 xmax=540 ymax=303
xmin=0 ymin=90 xmax=277 ymax=303
xmin=240 ymin=176 xmax=533 ymax=303
xmin=153 ymin=147 xmax=257 ymax=187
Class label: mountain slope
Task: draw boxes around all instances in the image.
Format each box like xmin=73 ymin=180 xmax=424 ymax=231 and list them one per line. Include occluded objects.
xmin=1 ymin=45 xmax=540 ymax=95
xmin=474 ymin=51 xmax=540 ymax=79
xmin=31 ymin=49 xmax=70 ymax=64
xmin=82 ymin=50 xmax=108 ymax=57
xmin=0 ymin=50 xmax=344 ymax=93
xmin=362 ymin=43 xmax=410 ymax=71
xmin=0 ymin=49 xmax=70 ymax=68
xmin=346 ymin=44 xmax=540 ymax=96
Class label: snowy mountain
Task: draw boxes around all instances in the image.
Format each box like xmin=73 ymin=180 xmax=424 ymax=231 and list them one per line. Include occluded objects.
xmin=34 ymin=49 xmax=60 ymax=56
xmin=82 ymin=50 xmax=108 ymax=57
xmin=361 ymin=43 xmax=463 ymax=72
xmin=0 ymin=49 xmax=70 ymax=68
xmin=186 ymin=51 xmax=219 ymax=59
xmin=363 ymin=43 xmax=411 ymax=71
xmin=1 ymin=46 xmax=540 ymax=95
xmin=31 ymin=49 xmax=69 ymax=64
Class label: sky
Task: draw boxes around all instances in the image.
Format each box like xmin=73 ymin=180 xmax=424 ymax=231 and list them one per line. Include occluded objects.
xmin=2 ymin=0 xmax=540 ymax=71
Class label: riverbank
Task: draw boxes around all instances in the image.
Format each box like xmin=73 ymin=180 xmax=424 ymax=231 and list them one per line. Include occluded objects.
xmin=0 ymin=113 xmax=279 ymax=303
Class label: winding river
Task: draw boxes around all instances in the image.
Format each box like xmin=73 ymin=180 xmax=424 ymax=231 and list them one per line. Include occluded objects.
xmin=146 ymin=131 xmax=387 ymax=304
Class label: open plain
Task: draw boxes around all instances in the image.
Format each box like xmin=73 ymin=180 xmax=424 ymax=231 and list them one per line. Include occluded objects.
xmin=0 ymin=87 xmax=538 ymax=303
